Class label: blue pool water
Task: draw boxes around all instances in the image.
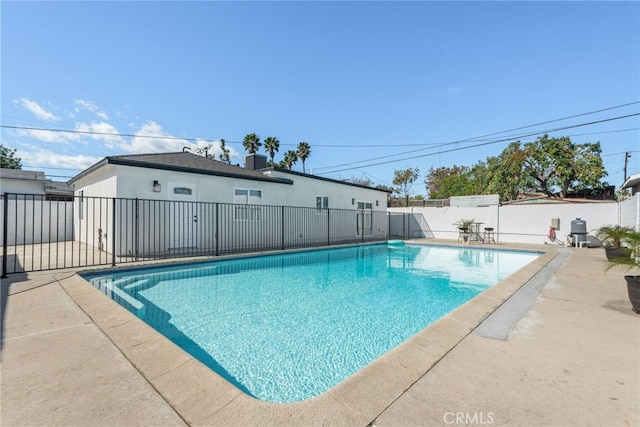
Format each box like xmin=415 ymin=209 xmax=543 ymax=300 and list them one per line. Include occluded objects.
xmin=84 ymin=244 xmax=539 ymax=403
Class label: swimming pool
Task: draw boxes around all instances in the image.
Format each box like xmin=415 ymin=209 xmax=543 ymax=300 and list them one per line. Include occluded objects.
xmin=83 ymin=243 xmax=539 ymax=403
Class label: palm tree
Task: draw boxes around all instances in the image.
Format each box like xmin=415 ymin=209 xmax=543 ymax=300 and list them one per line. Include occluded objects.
xmin=283 ymin=150 xmax=298 ymax=170
xmin=263 ymin=136 xmax=280 ymax=165
xmin=296 ymin=141 xmax=311 ymax=173
xmin=218 ymin=139 xmax=230 ymax=163
xmin=595 ymin=224 xmax=636 ymax=261
xmin=242 ymin=133 xmax=261 ymax=154
xmin=595 ymin=225 xmax=635 ymax=248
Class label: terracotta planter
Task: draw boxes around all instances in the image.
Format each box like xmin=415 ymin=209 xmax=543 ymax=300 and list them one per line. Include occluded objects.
xmin=625 ymin=275 xmax=640 ymax=314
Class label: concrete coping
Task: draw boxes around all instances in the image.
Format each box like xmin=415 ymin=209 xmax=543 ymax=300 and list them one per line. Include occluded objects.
xmin=57 ymin=241 xmax=561 ymax=425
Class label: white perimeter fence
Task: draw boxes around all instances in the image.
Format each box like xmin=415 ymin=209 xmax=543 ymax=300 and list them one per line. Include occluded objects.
xmin=389 ymin=194 xmax=640 ymax=245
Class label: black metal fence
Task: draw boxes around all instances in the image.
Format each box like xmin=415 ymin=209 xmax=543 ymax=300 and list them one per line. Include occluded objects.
xmin=1 ymin=193 xmax=410 ymax=276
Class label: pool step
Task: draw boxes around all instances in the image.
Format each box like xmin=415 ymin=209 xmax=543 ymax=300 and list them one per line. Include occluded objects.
xmin=104 ymin=281 xmax=145 ymax=316
xmin=123 ymin=279 xmax=151 ymax=291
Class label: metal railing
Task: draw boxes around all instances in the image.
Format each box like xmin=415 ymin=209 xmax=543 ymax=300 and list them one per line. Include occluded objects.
xmin=388 ymin=198 xmax=447 ymax=208
xmin=1 ymin=193 xmax=396 ymax=276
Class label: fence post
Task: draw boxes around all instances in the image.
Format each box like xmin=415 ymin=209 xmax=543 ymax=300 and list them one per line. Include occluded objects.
xmin=111 ymin=198 xmax=116 ymax=267
xmin=387 ymin=212 xmax=390 ymax=240
xmin=1 ymin=193 xmax=9 ymax=278
xmin=134 ymin=198 xmax=139 ymax=261
xmin=360 ymin=210 xmax=365 ymax=244
xmin=281 ymin=206 xmax=285 ymax=250
xmin=403 ymin=213 xmax=407 ymax=240
xmin=327 ymin=209 xmax=330 ymax=246
xmin=215 ymin=203 xmax=219 ymax=257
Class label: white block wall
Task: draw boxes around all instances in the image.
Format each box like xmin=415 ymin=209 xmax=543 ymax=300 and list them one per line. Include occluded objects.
xmin=0 ymin=198 xmax=74 ymax=245
xmin=620 ymin=194 xmax=640 ymax=230
xmin=390 ymin=200 xmax=621 ymax=245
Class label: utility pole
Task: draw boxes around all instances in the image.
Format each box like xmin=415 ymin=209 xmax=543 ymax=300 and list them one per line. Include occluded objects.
xmin=623 ymin=151 xmax=631 ymax=182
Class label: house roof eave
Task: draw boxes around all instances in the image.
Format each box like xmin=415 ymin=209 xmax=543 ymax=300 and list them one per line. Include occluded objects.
xmin=264 ymin=167 xmax=393 ymax=193
xmin=67 ymin=158 xmax=110 ymax=185
xmin=68 ymin=154 xmax=293 ymax=186
xmin=622 ymin=173 xmax=640 ymax=189
xmin=108 ymin=157 xmax=293 ymax=184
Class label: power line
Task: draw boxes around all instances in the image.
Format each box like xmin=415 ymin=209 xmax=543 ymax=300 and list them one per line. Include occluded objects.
xmin=315 ymin=113 xmax=640 ymax=172
xmin=313 ymin=112 xmax=640 ymax=171
xmin=1 ymin=124 xmax=206 ymax=143
xmin=562 ymin=127 xmax=638 ymax=138
xmin=602 ymin=150 xmax=640 ymax=157
xmin=317 ymin=113 xmax=640 ymax=175
xmin=464 ymin=127 xmax=639 ymax=146
xmin=23 ymin=165 xmax=82 ymax=171
xmin=2 ymin=101 xmax=638 ymax=149
xmin=281 ymin=127 xmax=639 ymax=148
xmin=274 ymin=101 xmax=640 ymax=148
xmin=3 ymin=102 xmax=638 ymax=178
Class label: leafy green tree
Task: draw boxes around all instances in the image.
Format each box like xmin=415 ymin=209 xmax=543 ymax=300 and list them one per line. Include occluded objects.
xmin=296 ymin=141 xmax=311 ymax=173
xmin=283 ymin=150 xmax=298 ymax=170
xmin=424 ymin=165 xmax=471 ymax=198
xmin=263 ymin=136 xmax=280 ymax=165
xmin=393 ymin=167 xmax=420 ymax=204
xmin=0 ymin=144 xmax=22 ymax=169
xmin=523 ymin=134 xmax=606 ymax=198
xmin=466 ymin=161 xmax=491 ymax=195
xmin=424 ymin=137 xmax=606 ymax=202
xmin=242 ymin=133 xmax=261 ymax=154
xmin=218 ymin=139 xmax=230 ymax=163
xmin=485 ymin=142 xmax=529 ymax=201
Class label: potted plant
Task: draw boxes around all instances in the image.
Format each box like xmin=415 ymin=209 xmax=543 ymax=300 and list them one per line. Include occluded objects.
xmin=594 ymin=225 xmax=634 ymax=261
xmin=606 ymin=229 xmax=640 ymax=314
xmin=453 ymin=218 xmax=475 ymax=232
xmin=453 ymin=218 xmax=475 ymax=243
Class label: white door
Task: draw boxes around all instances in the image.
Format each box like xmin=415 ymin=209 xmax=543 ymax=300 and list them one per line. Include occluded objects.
xmin=356 ymin=201 xmax=373 ymax=236
xmin=168 ymin=183 xmax=198 ymax=250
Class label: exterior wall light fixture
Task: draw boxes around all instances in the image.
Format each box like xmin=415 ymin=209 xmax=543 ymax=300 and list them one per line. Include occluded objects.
xmin=153 ymin=180 xmax=161 ymax=192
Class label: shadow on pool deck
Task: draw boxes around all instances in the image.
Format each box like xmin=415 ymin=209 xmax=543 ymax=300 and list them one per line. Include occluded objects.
xmin=1 ymin=240 xmax=638 ymax=426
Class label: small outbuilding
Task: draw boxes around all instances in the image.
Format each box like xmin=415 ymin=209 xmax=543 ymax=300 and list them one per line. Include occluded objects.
xmin=622 ymin=173 xmax=640 ymax=196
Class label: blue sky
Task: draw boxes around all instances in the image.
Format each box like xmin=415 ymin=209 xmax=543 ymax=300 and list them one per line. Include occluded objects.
xmin=2 ymin=1 xmax=639 ymax=195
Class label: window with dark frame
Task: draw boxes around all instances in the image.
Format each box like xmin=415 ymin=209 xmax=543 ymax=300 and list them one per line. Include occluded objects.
xmin=316 ymin=195 xmax=328 ymax=213
xmin=234 ymin=188 xmax=262 ymax=220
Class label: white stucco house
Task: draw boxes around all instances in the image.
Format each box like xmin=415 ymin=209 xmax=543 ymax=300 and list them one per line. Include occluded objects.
xmin=67 ymin=152 xmax=390 ymax=256
xmin=0 ymin=168 xmax=74 ymax=199
xmin=69 ymin=152 xmax=388 ymax=209
xmin=0 ymin=169 xmax=75 ymax=246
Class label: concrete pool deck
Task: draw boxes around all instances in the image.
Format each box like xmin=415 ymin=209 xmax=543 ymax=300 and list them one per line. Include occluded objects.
xmin=1 ymin=241 xmax=638 ymax=426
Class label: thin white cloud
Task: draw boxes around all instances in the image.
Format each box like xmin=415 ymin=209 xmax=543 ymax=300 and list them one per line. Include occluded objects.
xmin=74 ymin=99 xmax=109 ymax=120
xmin=15 ymin=118 xmax=198 ymax=154
xmin=128 ymin=121 xmax=195 ymax=154
xmin=14 ymin=127 xmax=82 ymax=144
xmin=75 ymin=122 xmax=126 ymax=149
xmin=18 ymin=147 xmax=100 ymax=171
xmin=15 ymin=98 xmax=60 ymax=121
xmin=448 ymin=87 xmax=463 ymax=94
